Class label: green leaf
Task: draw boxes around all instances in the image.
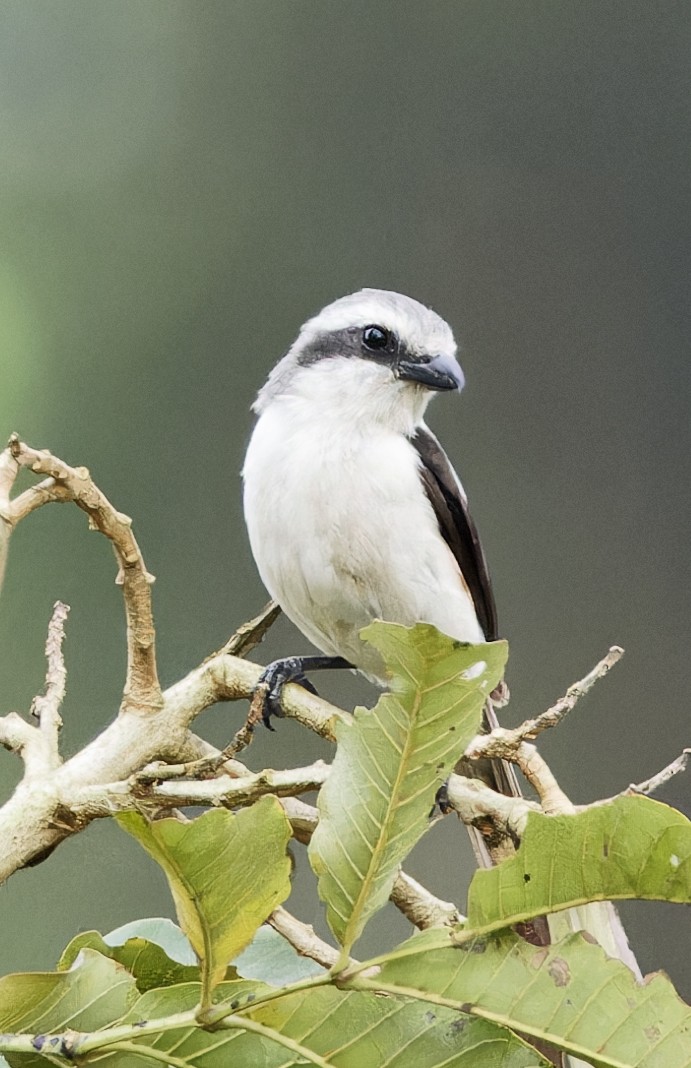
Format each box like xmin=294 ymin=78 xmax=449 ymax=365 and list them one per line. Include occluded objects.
xmin=468 ymin=795 xmax=691 ymax=933
xmin=94 ymin=980 xmax=286 ymax=1067
xmin=58 ymin=930 xmax=202 ymax=992
xmin=371 ymin=928 xmax=691 ymax=1068
xmin=309 ymin=621 xmax=506 ymax=950
xmin=95 ymin=979 xmax=547 ymax=1067
xmin=117 ymin=797 xmax=292 ymax=1001
xmin=234 ymin=925 xmax=325 ymax=984
xmin=0 ymin=949 xmax=137 ymax=1067
xmin=247 ymin=984 xmax=548 ymax=1068
xmin=104 ymin=917 xmax=197 ymax=963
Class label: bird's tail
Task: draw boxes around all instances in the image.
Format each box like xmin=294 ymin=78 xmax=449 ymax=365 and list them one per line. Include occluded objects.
xmin=457 ymin=695 xmax=639 ymax=1068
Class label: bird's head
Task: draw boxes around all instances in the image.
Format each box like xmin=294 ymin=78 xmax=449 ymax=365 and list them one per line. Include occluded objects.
xmin=254 ymin=289 xmax=464 ymax=432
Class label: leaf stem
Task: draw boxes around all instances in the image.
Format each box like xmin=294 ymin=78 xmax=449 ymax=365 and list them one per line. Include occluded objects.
xmin=103 ymin=1041 xmax=192 ymax=1067
xmin=216 ymin=1014 xmax=335 ymax=1066
xmin=201 ymin=970 xmax=335 ymax=1025
xmin=348 ymin=977 xmax=630 ymax=1068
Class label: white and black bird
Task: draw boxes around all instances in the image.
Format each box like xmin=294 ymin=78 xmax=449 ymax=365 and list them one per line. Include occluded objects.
xmin=242 ymin=288 xmax=511 ymax=772
xmin=243 ymin=292 xmax=638 ymax=993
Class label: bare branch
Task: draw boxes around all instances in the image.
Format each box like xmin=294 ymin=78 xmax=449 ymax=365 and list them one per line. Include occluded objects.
xmin=164 ymin=652 xmax=350 ymax=741
xmin=5 ymin=477 xmax=73 ymax=523
xmin=0 ymin=648 xmax=348 ymax=882
xmin=0 ymin=437 xmax=20 ymax=594
xmin=528 ymin=644 xmax=624 ymax=734
xmin=444 ymin=773 xmax=541 ymax=835
xmin=279 ymin=796 xmax=466 ymax=931
xmin=69 ymin=761 xmax=330 ymax=818
xmin=6 ymin=438 xmax=161 ymax=716
xmin=0 ymin=711 xmax=40 ymax=760
xmin=0 ymin=604 xmax=74 ymax=778
xmin=30 ymin=601 xmax=70 ymax=768
xmin=517 ymin=743 xmax=575 ymax=814
xmin=210 ymin=600 xmax=282 ymax=660
xmin=268 ymin=907 xmax=342 ymax=969
xmin=0 ymin=436 xmax=18 ymax=504
xmin=466 ymin=646 xmax=625 ymax=766
xmin=389 ymin=871 xmax=464 ymax=929
xmin=624 ymin=748 xmax=690 ymax=798
xmin=464 ymin=646 xmax=625 ymax=815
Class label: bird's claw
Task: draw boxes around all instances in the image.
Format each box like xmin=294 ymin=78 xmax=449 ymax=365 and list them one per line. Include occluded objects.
xmin=253 ymin=659 xmax=321 ymax=729
xmin=433 ymin=781 xmax=453 ymax=816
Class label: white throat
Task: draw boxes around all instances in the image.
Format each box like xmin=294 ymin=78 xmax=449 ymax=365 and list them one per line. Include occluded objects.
xmin=257 ymin=356 xmax=435 ymax=437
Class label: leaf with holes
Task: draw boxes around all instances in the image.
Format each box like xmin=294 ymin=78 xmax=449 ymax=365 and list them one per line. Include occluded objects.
xmin=369 ymin=927 xmax=691 ymax=1068
xmin=308 ymin=621 xmax=506 ymax=951
xmin=467 ymin=795 xmax=691 ymax=934
xmin=93 ymin=979 xmax=547 ymax=1067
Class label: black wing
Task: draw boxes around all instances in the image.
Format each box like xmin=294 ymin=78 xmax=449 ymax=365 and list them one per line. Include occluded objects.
xmin=411 ymin=425 xmax=498 ymax=642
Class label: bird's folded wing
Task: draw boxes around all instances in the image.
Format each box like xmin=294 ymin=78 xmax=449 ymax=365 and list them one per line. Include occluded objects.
xmin=411 ymin=424 xmax=498 ymax=642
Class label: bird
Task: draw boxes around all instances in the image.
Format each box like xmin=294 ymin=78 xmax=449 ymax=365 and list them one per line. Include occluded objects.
xmin=242 ymin=288 xmax=516 ymax=799
xmin=242 ymin=293 xmax=639 ymax=997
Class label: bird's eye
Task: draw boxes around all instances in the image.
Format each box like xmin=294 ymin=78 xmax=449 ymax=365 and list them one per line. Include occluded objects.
xmin=362 ymin=324 xmax=391 ymax=352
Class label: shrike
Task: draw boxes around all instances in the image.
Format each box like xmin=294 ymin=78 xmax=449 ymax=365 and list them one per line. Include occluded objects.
xmin=243 ymin=291 xmax=637 ymax=988
xmin=242 ymin=288 xmax=511 ymax=769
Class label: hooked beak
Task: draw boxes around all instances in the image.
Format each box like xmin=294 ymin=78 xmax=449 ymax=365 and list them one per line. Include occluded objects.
xmin=396 ymin=352 xmax=465 ymax=392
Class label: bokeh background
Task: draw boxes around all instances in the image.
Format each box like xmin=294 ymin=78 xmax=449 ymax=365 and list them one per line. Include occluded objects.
xmin=0 ymin=1 xmax=689 ymax=996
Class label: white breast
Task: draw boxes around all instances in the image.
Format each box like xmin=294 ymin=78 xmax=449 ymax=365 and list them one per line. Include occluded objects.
xmin=242 ymin=391 xmax=483 ymax=681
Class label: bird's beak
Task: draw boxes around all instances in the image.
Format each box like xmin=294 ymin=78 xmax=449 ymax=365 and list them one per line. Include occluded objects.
xmin=396 ymin=353 xmax=465 ymax=392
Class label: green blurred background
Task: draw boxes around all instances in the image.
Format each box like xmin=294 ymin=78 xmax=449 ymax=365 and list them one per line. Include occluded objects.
xmin=0 ymin=1 xmax=688 ymax=995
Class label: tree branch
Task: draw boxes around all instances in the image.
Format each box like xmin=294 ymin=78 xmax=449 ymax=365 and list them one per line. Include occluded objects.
xmin=5 ymin=436 xmax=161 ymax=716
xmin=278 ymin=796 xmax=463 ymax=931
xmin=31 ymin=601 xmax=70 ymax=769
xmin=389 ymin=871 xmax=465 ymax=929
xmin=624 ymin=748 xmax=690 ymax=797
xmin=0 ymin=642 xmax=349 ymax=882
xmin=0 ymin=603 xmax=72 ymax=780
xmin=0 ymin=438 xmax=19 ymax=595
xmin=443 ymin=773 xmax=540 ymax=837
xmin=268 ymin=907 xmax=342 ymax=969
xmin=209 ymin=600 xmax=282 ymax=660
xmin=464 ymin=646 xmax=625 ymax=814
xmin=69 ymin=761 xmax=331 ymax=818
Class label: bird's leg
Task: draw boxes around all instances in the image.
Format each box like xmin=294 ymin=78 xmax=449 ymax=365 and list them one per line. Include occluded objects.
xmin=255 ymin=655 xmax=352 ymax=729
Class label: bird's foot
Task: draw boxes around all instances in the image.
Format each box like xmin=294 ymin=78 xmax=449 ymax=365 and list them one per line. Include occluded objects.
xmin=433 ymin=781 xmax=453 ymax=816
xmin=253 ymin=657 xmax=321 ymax=729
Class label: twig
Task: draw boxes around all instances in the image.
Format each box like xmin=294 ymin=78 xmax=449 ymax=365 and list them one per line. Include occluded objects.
xmin=268 ymin=907 xmax=342 ymax=969
xmin=71 ymin=761 xmax=331 ymax=818
xmin=0 ymin=438 xmax=20 ymax=595
xmin=209 ymin=600 xmax=282 ymax=661
xmin=444 ymin=773 xmax=541 ymax=837
xmin=214 ymin=683 xmax=268 ymax=762
xmin=464 ymin=647 xmax=625 ymax=813
xmin=389 ymin=871 xmax=464 ymax=928
xmin=464 ymin=734 xmax=573 ymax=814
xmin=624 ymin=748 xmax=690 ymax=797
xmin=148 ymin=760 xmax=329 ymax=803
xmin=469 ymin=647 xmax=624 ymax=763
xmin=30 ymin=601 xmax=70 ymax=768
xmin=0 ymin=604 xmax=74 ymax=778
xmin=160 ymin=651 xmax=350 ymax=742
xmin=5 ymin=437 xmax=162 ymax=716
xmin=280 ymin=797 xmax=465 ymax=930
xmin=0 ymin=712 xmax=41 ymax=765
xmin=529 ymin=644 xmax=624 ymax=733
xmin=515 ymin=743 xmax=574 ymax=814
xmin=0 ymin=650 xmax=349 ymax=882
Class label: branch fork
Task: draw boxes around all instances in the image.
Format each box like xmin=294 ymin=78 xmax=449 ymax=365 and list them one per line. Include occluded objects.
xmin=0 ymin=437 xmax=688 ymax=984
